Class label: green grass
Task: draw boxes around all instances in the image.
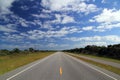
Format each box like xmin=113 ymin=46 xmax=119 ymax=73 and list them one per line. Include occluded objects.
xmin=0 ymin=52 xmax=54 ymax=75
xmin=77 ymin=53 xmax=120 ymax=64
xmin=68 ymin=53 xmax=120 ymax=75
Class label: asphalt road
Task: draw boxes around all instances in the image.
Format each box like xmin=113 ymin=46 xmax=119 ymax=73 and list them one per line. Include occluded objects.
xmin=71 ymin=54 xmax=120 ymax=68
xmin=0 ymin=52 xmax=120 ymax=80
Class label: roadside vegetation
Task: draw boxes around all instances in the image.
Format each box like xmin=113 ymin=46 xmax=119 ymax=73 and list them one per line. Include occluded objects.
xmin=63 ymin=44 xmax=120 ymax=75
xmin=63 ymin=44 xmax=120 ymax=60
xmin=68 ymin=53 xmax=120 ymax=75
xmin=0 ymin=48 xmax=55 ymax=75
xmin=75 ymin=53 xmax=120 ymax=64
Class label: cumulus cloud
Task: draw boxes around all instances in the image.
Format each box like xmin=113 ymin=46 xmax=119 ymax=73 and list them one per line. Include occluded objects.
xmin=51 ymin=14 xmax=61 ymax=24
xmin=27 ymin=26 xmax=81 ymax=40
xmin=0 ymin=43 xmax=43 ymax=50
xmin=46 ymin=43 xmax=69 ymax=50
xmin=89 ymin=8 xmax=120 ymax=31
xmin=1 ymin=33 xmax=24 ymax=43
xmin=41 ymin=0 xmax=98 ymax=14
xmin=32 ymin=13 xmax=51 ymax=18
xmin=0 ymin=42 xmax=69 ymax=50
xmin=42 ymin=9 xmax=52 ymax=13
xmin=62 ymin=15 xmax=75 ymax=24
xmin=79 ymin=42 xmax=107 ymax=47
xmin=65 ymin=35 xmax=120 ymax=43
xmin=0 ymin=27 xmax=16 ymax=32
xmin=67 ymin=22 xmax=120 ymax=32
xmin=47 ymin=14 xmax=75 ymax=24
xmin=41 ymin=0 xmax=76 ymax=11
xmin=0 ymin=24 xmax=17 ymax=32
xmin=82 ymin=26 xmax=93 ymax=31
xmin=91 ymin=8 xmax=120 ymax=24
xmin=0 ymin=0 xmax=15 ymax=14
xmin=1 ymin=0 xmax=120 ymax=50
xmin=95 ymin=23 xmax=120 ymax=31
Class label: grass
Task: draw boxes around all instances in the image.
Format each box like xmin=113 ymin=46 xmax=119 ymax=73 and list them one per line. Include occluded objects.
xmin=68 ymin=53 xmax=120 ymax=75
xmin=0 ymin=52 xmax=54 ymax=75
xmin=77 ymin=53 xmax=120 ymax=64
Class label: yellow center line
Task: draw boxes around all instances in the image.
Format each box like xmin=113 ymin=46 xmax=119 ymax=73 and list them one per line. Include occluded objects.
xmin=60 ymin=67 xmax=62 ymax=76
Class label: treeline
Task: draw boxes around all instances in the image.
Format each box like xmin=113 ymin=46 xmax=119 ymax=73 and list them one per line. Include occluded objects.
xmin=64 ymin=44 xmax=120 ymax=59
xmin=0 ymin=48 xmax=55 ymax=56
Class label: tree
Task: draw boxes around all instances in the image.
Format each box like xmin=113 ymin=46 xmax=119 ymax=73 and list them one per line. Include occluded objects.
xmin=64 ymin=44 xmax=120 ymax=59
xmin=29 ymin=48 xmax=34 ymax=52
xmin=12 ymin=48 xmax=20 ymax=53
xmin=0 ymin=49 xmax=10 ymax=55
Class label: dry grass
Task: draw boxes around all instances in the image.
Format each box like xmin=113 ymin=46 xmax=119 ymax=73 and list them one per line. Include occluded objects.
xmin=0 ymin=52 xmax=54 ymax=75
xmin=77 ymin=53 xmax=120 ymax=64
xmin=68 ymin=53 xmax=120 ymax=75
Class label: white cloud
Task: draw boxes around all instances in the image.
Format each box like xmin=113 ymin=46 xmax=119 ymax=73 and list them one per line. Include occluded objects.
xmin=46 ymin=43 xmax=69 ymax=49
xmin=79 ymin=42 xmax=107 ymax=47
xmin=33 ymin=20 xmax=42 ymax=26
xmin=0 ymin=43 xmax=69 ymax=50
xmin=21 ymin=22 xmax=28 ymax=27
xmin=49 ymin=14 xmax=75 ymax=24
xmin=1 ymin=15 xmax=31 ymax=28
xmin=95 ymin=23 xmax=120 ymax=31
xmin=89 ymin=8 xmax=120 ymax=32
xmin=41 ymin=22 xmax=54 ymax=30
xmin=41 ymin=0 xmax=75 ymax=11
xmin=82 ymin=26 xmax=93 ymax=31
xmin=32 ymin=13 xmax=51 ymax=18
xmin=65 ymin=35 xmax=120 ymax=43
xmin=104 ymin=35 xmax=120 ymax=42
xmin=1 ymin=33 xmax=24 ymax=42
xmin=51 ymin=14 xmax=61 ymax=24
xmin=82 ymin=22 xmax=120 ymax=32
xmin=0 ymin=26 xmax=16 ymax=32
xmin=85 ymin=42 xmax=107 ymax=46
xmin=69 ymin=27 xmax=82 ymax=33
xmin=85 ymin=3 xmax=98 ymax=14
xmin=27 ymin=26 xmax=81 ymax=40
xmin=91 ymin=8 xmax=120 ymax=24
xmin=62 ymin=15 xmax=75 ymax=24
xmin=0 ymin=24 xmax=17 ymax=32
xmin=0 ymin=43 xmax=43 ymax=50
xmin=18 ymin=18 xmax=29 ymax=27
xmin=42 ymin=9 xmax=52 ymax=13
xmin=0 ymin=0 xmax=15 ymax=14
xmin=41 ymin=0 xmax=98 ymax=14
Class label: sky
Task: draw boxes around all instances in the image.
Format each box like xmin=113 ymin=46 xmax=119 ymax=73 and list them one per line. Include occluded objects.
xmin=0 ymin=0 xmax=120 ymax=50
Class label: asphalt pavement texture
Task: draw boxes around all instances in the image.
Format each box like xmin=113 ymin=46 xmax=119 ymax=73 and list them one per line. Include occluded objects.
xmin=0 ymin=52 xmax=120 ymax=80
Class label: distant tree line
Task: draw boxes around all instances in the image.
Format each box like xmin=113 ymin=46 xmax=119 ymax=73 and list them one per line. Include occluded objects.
xmin=0 ymin=48 xmax=55 ymax=56
xmin=63 ymin=44 xmax=120 ymax=59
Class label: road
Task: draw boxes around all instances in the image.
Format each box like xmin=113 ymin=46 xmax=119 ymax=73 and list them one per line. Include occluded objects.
xmin=0 ymin=52 xmax=120 ymax=80
xmin=70 ymin=54 xmax=120 ymax=68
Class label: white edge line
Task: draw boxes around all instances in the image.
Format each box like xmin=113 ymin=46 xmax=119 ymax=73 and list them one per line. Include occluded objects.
xmin=7 ymin=53 xmax=118 ymax=80
xmin=6 ymin=62 xmax=41 ymax=80
xmin=88 ymin=65 xmax=118 ymax=80
xmin=6 ymin=54 xmax=54 ymax=80
xmin=67 ymin=54 xmax=118 ymax=80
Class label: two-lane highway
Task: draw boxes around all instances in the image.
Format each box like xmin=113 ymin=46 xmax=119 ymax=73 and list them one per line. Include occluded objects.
xmin=0 ymin=52 xmax=120 ymax=80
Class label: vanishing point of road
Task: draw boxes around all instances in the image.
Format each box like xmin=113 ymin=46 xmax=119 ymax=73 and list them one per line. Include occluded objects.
xmin=0 ymin=52 xmax=120 ymax=80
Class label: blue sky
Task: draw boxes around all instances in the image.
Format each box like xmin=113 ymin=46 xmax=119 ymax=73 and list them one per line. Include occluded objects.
xmin=0 ymin=0 xmax=120 ymax=50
